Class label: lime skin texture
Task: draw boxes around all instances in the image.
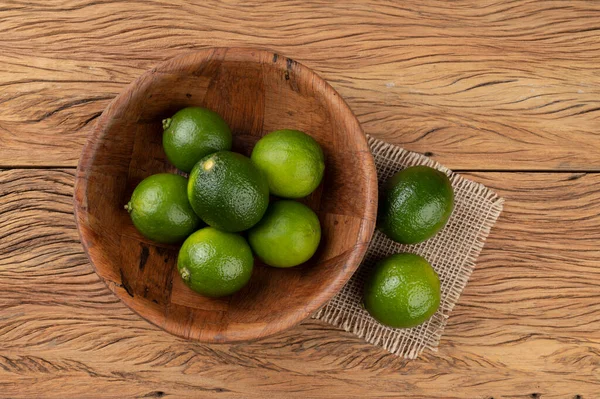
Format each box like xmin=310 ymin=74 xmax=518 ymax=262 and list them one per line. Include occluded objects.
xmin=363 ymin=253 xmax=441 ymax=328
xmin=162 ymin=107 xmax=232 ymax=173
xmin=125 ymin=173 xmax=201 ymax=244
xmin=177 ymin=227 xmax=254 ymax=298
xmin=248 ymin=200 xmax=321 ymax=268
xmin=187 ymin=151 xmax=270 ymax=233
xmin=378 ymin=165 xmax=454 ymax=244
xmin=251 ymin=129 xmax=325 ymax=199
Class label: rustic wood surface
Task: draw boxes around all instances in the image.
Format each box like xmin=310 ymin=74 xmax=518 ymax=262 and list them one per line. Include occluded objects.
xmin=1 ymin=1 xmax=599 ymax=398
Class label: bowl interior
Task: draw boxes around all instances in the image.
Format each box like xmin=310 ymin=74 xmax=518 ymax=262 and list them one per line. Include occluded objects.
xmin=74 ymin=48 xmax=377 ymax=342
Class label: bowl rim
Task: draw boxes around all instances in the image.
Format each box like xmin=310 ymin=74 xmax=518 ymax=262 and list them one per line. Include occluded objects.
xmin=73 ymin=47 xmax=378 ymax=343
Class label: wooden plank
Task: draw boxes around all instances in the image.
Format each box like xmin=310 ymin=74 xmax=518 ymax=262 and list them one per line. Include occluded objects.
xmin=1 ymin=1 xmax=600 ymax=170
xmin=1 ymin=169 xmax=598 ymax=398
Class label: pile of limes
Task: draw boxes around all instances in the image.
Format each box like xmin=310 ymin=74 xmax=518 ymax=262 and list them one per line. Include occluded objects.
xmin=126 ymin=107 xmax=324 ymax=298
xmin=364 ymin=165 xmax=454 ymax=328
xmin=126 ymin=106 xmax=455 ymax=330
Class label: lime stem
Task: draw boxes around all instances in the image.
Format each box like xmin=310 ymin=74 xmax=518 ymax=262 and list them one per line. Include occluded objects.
xmin=162 ymin=118 xmax=172 ymax=130
xmin=124 ymin=201 xmax=133 ymax=213
xmin=180 ymin=268 xmax=190 ymax=282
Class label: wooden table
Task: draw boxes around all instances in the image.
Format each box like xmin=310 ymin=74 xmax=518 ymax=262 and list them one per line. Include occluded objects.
xmin=1 ymin=1 xmax=599 ymax=398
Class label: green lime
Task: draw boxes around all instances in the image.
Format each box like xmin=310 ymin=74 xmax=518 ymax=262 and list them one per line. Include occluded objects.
xmin=363 ymin=253 xmax=440 ymax=328
xmin=177 ymin=227 xmax=253 ymax=297
xmin=248 ymin=200 xmax=321 ymax=268
xmin=250 ymin=129 xmax=325 ymax=198
xmin=187 ymin=151 xmax=269 ymax=233
xmin=162 ymin=107 xmax=232 ymax=173
xmin=125 ymin=173 xmax=201 ymax=244
xmin=378 ymin=165 xmax=454 ymax=244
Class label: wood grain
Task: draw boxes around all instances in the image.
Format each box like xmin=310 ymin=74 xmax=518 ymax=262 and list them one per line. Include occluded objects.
xmin=2 ymin=169 xmax=599 ymax=398
xmin=2 ymin=1 xmax=600 ymax=397
xmin=1 ymin=0 xmax=600 ymax=170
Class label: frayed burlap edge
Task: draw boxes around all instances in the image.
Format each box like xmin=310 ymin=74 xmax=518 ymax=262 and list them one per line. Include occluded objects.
xmin=313 ymin=135 xmax=504 ymax=359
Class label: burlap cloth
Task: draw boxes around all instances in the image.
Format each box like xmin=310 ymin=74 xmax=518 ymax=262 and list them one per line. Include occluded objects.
xmin=313 ymin=136 xmax=504 ymax=359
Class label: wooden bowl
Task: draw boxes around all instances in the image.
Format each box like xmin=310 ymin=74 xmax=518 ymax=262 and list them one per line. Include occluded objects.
xmin=74 ymin=48 xmax=377 ymax=342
